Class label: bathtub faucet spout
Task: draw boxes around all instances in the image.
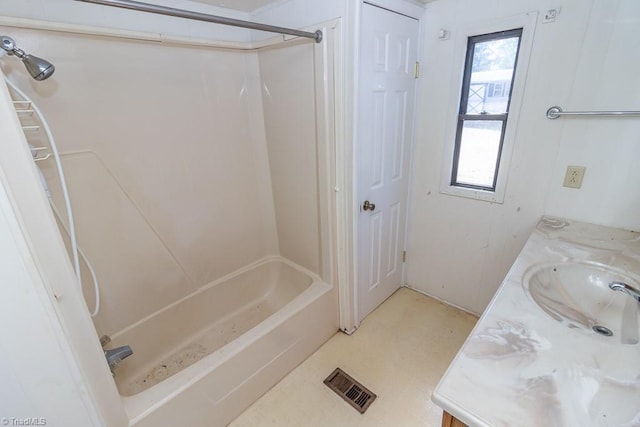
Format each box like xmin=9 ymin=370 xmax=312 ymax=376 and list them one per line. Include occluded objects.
xmin=105 ymin=345 xmax=133 ymax=372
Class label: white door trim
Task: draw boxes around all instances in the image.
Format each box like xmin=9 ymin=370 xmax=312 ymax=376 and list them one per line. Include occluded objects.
xmin=336 ymin=0 xmax=362 ymax=334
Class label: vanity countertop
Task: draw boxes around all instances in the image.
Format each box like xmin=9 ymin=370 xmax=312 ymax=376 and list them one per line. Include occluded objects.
xmin=432 ymin=216 xmax=640 ymax=427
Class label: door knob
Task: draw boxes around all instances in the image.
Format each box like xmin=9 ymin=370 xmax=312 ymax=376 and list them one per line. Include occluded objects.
xmin=362 ymin=200 xmax=376 ymax=211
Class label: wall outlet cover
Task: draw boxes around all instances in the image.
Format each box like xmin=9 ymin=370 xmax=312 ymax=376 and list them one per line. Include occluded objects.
xmin=563 ymin=165 xmax=586 ymax=189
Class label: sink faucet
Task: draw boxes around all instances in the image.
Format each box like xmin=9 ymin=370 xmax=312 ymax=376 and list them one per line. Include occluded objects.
xmin=609 ymin=281 xmax=640 ymax=302
xmin=104 ymin=345 xmax=133 ymax=373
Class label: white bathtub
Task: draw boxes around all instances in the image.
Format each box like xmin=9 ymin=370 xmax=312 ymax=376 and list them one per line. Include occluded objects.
xmin=106 ymin=256 xmax=337 ymax=426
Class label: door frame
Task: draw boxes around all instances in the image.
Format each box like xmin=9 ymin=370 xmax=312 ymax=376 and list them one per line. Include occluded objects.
xmin=337 ymin=0 xmax=425 ymax=333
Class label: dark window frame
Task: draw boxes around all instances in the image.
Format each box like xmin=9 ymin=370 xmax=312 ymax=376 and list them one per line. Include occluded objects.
xmin=451 ymin=28 xmax=523 ymax=191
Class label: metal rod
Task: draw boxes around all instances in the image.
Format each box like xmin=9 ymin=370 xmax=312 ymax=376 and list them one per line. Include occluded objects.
xmin=546 ymin=106 xmax=640 ymax=119
xmin=75 ymin=0 xmax=323 ymax=42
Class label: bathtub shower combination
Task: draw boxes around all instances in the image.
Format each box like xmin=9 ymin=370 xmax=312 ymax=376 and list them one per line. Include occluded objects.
xmin=1 ymin=3 xmax=338 ymax=425
xmin=113 ymin=259 xmax=325 ymax=396
xmin=111 ymin=257 xmax=334 ymax=426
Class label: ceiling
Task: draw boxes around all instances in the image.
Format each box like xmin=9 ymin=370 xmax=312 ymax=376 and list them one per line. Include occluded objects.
xmin=187 ymin=0 xmax=278 ymax=12
xmin=188 ymin=0 xmax=432 ymax=13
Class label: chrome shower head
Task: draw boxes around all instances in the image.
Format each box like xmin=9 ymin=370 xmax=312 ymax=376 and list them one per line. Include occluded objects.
xmin=22 ymin=54 xmax=56 ymax=81
xmin=1 ymin=36 xmax=55 ymax=81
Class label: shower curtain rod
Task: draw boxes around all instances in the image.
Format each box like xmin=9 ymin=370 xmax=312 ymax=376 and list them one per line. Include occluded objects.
xmin=75 ymin=0 xmax=323 ymax=42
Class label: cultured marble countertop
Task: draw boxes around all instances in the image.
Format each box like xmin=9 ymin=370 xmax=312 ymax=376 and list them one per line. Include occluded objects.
xmin=432 ymin=216 xmax=640 ymax=427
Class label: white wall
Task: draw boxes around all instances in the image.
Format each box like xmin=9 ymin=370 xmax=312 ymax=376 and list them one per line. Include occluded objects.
xmin=0 ymin=0 xmax=252 ymax=42
xmin=1 ymin=26 xmax=280 ymax=335
xmin=250 ymin=0 xmax=345 ymax=39
xmin=0 ymin=2 xmax=341 ymax=425
xmin=253 ymin=0 xmax=427 ymax=332
xmin=0 ymin=1 xmax=339 ymax=425
xmin=544 ymin=0 xmax=640 ymax=228
xmin=252 ymin=0 xmax=356 ymax=330
xmin=406 ymin=0 xmax=640 ymax=315
xmin=0 ymin=74 xmax=126 ymax=425
xmin=0 ymin=169 xmax=104 ymax=427
xmin=258 ymin=42 xmax=321 ymax=273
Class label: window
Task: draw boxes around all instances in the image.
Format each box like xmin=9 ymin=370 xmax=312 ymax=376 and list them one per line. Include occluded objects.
xmin=451 ymin=29 xmax=522 ymax=191
xmin=489 ymin=82 xmax=505 ymax=98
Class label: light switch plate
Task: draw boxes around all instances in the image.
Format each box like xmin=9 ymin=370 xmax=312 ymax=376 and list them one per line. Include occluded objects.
xmin=563 ymin=166 xmax=586 ymax=189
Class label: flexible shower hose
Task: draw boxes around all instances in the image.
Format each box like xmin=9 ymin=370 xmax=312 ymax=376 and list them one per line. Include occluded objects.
xmin=4 ymin=75 xmax=101 ymax=317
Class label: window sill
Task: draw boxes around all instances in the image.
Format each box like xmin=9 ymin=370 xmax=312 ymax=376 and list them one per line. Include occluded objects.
xmin=439 ymin=184 xmax=505 ymax=204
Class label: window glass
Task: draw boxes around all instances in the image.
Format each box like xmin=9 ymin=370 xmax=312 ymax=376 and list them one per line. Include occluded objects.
xmin=467 ymin=36 xmax=519 ymax=114
xmin=455 ymin=121 xmax=503 ymax=188
xmin=452 ymin=29 xmax=522 ymax=190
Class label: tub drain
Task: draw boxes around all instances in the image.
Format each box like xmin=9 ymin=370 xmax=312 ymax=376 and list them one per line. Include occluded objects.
xmin=592 ymin=325 xmax=613 ymax=336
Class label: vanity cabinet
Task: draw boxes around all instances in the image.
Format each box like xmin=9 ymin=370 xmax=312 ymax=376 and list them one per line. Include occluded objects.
xmin=432 ymin=217 xmax=640 ymax=426
xmin=442 ymin=411 xmax=467 ymax=427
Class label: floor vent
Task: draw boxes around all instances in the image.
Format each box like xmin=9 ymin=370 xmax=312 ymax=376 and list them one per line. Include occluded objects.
xmin=323 ymin=368 xmax=377 ymax=414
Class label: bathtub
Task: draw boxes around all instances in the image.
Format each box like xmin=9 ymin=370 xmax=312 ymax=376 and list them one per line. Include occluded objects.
xmin=105 ymin=256 xmax=337 ymax=426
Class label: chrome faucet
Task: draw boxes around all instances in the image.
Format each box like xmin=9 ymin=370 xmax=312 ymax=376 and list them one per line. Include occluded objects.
xmin=609 ymin=281 xmax=640 ymax=302
xmin=104 ymin=345 xmax=133 ymax=372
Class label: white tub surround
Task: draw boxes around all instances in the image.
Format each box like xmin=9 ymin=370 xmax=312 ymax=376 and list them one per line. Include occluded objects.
xmin=433 ymin=217 xmax=640 ymax=427
xmin=104 ymin=257 xmax=335 ymax=426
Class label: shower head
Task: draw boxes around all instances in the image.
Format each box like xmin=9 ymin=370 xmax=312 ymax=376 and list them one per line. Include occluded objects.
xmin=1 ymin=36 xmax=55 ymax=81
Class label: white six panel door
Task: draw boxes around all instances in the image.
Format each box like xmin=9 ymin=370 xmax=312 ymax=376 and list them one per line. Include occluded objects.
xmin=357 ymin=3 xmax=419 ymax=323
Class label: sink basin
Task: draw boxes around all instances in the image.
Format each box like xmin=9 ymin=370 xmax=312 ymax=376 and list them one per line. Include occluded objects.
xmin=523 ymin=262 xmax=640 ymax=344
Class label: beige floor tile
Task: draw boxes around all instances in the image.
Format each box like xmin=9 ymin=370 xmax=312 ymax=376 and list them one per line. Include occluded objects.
xmin=230 ymin=287 xmax=477 ymax=426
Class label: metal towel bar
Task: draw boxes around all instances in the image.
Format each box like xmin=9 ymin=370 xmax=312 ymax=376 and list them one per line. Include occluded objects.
xmin=546 ymin=106 xmax=640 ymax=119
